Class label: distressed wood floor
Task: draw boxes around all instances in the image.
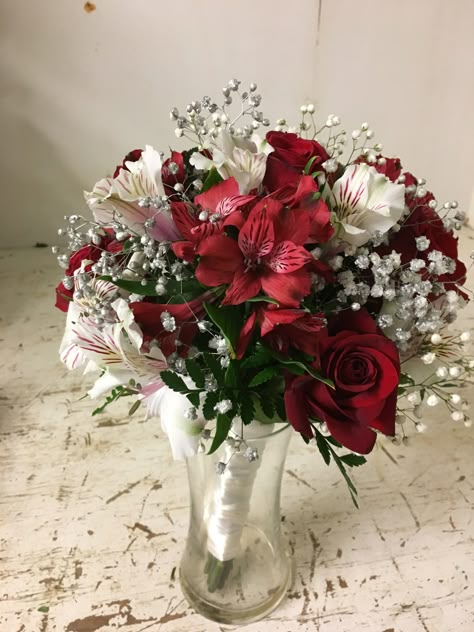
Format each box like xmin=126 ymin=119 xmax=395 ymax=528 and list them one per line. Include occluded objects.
xmin=1 ymin=239 xmax=473 ymax=632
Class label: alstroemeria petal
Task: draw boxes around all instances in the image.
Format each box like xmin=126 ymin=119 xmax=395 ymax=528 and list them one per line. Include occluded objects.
xmin=238 ymin=205 xmax=274 ymax=260
xmin=331 ymin=163 xmax=370 ymax=215
xmin=261 ymin=268 xmax=311 ymax=307
xmin=222 ymin=270 xmax=262 ymax=305
xmin=196 ymin=235 xmax=242 ymax=286
xmin=194 ymin=177 xmax=240 ymax=212
xmin=266 ymin=241 xmax=311 ymax=273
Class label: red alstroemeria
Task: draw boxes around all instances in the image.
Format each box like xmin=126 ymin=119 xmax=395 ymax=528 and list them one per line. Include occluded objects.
xmin=236 ymin=306 xmax=326 ymax=359
xmin=196 ymin=198 xmax=313 ymax=307
xmin=268 ymin=175 xmax=334 ymax=244
xmin=171 ymin=178 xmax=254 ymax=262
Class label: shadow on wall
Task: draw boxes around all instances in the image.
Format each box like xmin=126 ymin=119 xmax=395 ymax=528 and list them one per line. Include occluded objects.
xmin=0 ymin=71 xmax=85 ymax=249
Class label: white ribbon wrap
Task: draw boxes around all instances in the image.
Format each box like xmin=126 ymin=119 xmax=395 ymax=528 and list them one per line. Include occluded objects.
xmin=205 ymin=421 xmax=274 ymax=562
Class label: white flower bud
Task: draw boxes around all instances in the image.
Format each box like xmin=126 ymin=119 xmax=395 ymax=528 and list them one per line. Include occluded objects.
xmin=426 ymin=394 xmax=439 ymax=407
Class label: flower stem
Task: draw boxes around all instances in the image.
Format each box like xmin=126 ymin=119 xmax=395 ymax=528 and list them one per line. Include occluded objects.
xmin=205 ymin=552 xmax=234 ymax=592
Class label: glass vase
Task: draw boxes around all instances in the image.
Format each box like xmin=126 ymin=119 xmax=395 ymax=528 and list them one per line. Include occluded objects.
xmin=179 ymin=421 xmax=292 ymax=625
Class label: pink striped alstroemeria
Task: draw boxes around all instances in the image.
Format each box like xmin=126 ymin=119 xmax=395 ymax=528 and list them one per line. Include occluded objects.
xmin=329 ymin=163 xmax=405 ymax=246
xmin=85 ymin=145 xmax=180 ymax=242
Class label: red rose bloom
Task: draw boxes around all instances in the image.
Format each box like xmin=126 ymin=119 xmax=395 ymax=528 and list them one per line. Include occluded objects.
xmin=161 ymin=151 xmax=185 ymax=195
xmin=130 ymin=296 xmax=208 ymax=357
xmin=113 ymin=149 xmax=143 ymax=178
xmin=54 ymin=243 xmax=104 ymax=312
xmin=54 ymin=236 xmax=123 ymax=312
xmin=264 ymin=131 xmax=329 ymax=191
xmin=355 ymin=155 xmax=402 ymax=183
xmin=284 ymin=309 xmax=400 ymax=454
xmin=382 ymin=200 xmax=468 ymax=298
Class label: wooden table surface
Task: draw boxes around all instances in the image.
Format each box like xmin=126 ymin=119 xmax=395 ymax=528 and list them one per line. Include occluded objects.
xmin=1 ymin=238 xmax=473 ymax=632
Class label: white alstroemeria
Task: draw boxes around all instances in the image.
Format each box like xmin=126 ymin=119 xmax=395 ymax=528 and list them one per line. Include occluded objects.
xmin=142 ymin=380 xmax=207 ymax=460
xmin=84 ymin=145 xmax=180 ymax=241
xmin=190 ymin=131 xmax=273 ymax=194
xmin=328 ymin=163 xmax=405 ymax=246
xmin=60 ymin=298 xmax=168 ymax=398
xmin=59 ymin=265 xmax=118 ymax=370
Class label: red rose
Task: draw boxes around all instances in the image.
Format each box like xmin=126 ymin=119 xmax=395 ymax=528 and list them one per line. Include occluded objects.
xmin=382 ymin=201 xmax=467 ymax=298
xmin=162 ymin=151 xmax=185 ymax=195
xmin=54 ymin=235 xmax=123 ymax=312
xmin=113 ymin=149 xmax=143 ymax=178
xmin=130 ymin=296 xmax=208 ymax=356
xmin=355 ymin=155 xmax=402 ymax=183
xmin=264 ymin=131 xmax=329 ymax=191
xmin=54 ymin=243 xmax=104 ymax=312
xmin=284 ymin=309 xmax=400 ymax=454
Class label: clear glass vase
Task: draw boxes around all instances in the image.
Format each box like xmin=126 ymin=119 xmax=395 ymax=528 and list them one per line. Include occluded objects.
xmin=179 ymin=421 xmax=292 ymax=625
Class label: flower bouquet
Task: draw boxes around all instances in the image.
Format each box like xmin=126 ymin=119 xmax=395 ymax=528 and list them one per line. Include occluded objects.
xmin=54 ymin=79 xmax=472 ymax=623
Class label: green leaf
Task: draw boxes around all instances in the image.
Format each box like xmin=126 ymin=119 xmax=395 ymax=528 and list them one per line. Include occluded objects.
xmin=240 ymin=395 xmax=255 ymax=425
xmin=186 ymin=391 xmax=201 ymax=408
xmin=159 ymin=370 xmax=188 ymax=394
xmin=333 ymin=455 xmax=359 ymax=508
xmin=208 ymin=414 xmax=232 ymax=454
xmin=279 ymin=358 xmax=335 ymax=389
xmin=203 ymin=352 xmax=225 ymax=386
xmin=185 ymin=359 xmax=205 ymax=389
xmin=202 ymin=391 xmax=221 ymax=421
xmin=259 ymin=396 xmax=275 ymax=420
xmin=339 ymin=453 xmax=366 ymax=467
xmin=246 ymin=295 xmax=280 ymax=305
xmin=274 ymin=396 xmax=287 ymax=421
xmin=249 ymin=366 xmax=279 ymax=387
xmin=225 ymin=360 xmax=238 ymax=388
xmin=325 ymin=434 xmax=342 ymax=448
xmin=99 ymin=275 xmax=201 ymax=301
xmin=201 ymin=167 xmax=223 ymax=193
xmin=304 ymin=155 xmax=320 ymax=174
xmin=315 ymin=431 xmax=331 ymax=466
xmin=241 ymin=347 xmax=274 ymax=369
xmin=204 ymin=303 xmax=244 ymax=356
xmin=38 ymin=606 xmax=49 ymax=613
xmin=128 ymin=400 xmax=141 ymax=416
xmin=92 ymin=386 xmax=131 ymax=416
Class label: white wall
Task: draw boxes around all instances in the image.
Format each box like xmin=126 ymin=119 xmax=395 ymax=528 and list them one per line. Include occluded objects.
xmin=1 ymin=0 xmax=473 ymax=248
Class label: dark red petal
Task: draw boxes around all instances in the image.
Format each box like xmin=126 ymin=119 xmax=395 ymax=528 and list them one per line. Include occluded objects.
xmin=236 ymin=312 xmax=257 ymax=359
xmin=222 ymin=270 xmax=262 ymax=305
xmin=171 ymin=202 xmax=197 ymax=241
xmin=194 ymin=177 xmax=240 ymax=212
xmin=284 ymin=376 xmax=314 ymax=438
xmin=196 ymin=235 xmax=242 ymax=286
xmin=238 ymin=204 xmax=275 ymax=260
xmin=260 ymin=268 xmax=311 ymax=308
xmin=171 ymin=241 xmax=196 ymax=263
xmin=258 ymin=308 xmax=303 ymax=336
xmin=266 ymin=241 xmax=312 ymax=273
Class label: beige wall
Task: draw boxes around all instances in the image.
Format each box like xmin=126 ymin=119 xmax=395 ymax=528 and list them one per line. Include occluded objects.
xmin=1 ymin=0 xmax=473 ymax=247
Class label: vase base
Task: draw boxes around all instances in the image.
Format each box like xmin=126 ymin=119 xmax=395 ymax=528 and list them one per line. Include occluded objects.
xmin=180 ymin=559 xmax=292 ymax=625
